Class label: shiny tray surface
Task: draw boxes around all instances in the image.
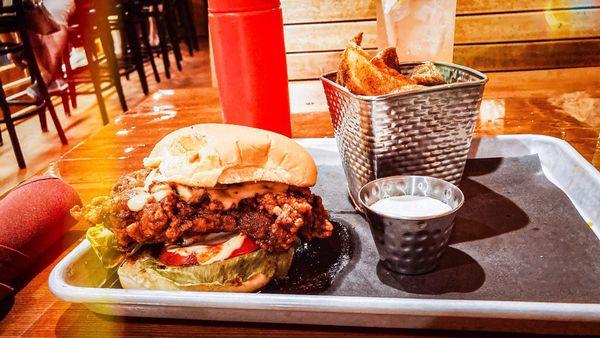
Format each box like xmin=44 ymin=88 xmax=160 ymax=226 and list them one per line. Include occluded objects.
xmin=49 ymin=135 xmax=600 ymax=330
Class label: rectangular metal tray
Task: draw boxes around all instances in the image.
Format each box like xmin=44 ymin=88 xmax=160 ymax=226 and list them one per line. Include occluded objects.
xmin=49 ymin=135 xmax=600 ymax=331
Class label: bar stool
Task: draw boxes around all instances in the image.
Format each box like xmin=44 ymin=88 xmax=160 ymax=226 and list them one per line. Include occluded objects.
xmin=140 ymin=0 xmax=183 ymax=79
xmin=175 ymin=0 xmax=199 ymax=56
xmin=109 ymin=0 xmax=161 ymax=87
xmin=61 ymin=0 xmax=128 ymax=125
xmin=0 ymin=1 xmax=68 ymax=168
xmin=62 ymin=0 xmax=163 ymax=124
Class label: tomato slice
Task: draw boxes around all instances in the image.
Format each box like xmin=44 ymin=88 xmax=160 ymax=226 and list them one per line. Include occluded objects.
xmin=158 ymin=247 xmax=198 ymax=266
xmin=229 ymin=236 xmax=259 ymax=259
xmin=158 ymin=235 xmax=259 ymax=267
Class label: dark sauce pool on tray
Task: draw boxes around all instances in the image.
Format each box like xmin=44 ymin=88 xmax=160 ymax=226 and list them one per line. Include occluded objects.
xmin=263 ymin=218 xmax=353 ymax=294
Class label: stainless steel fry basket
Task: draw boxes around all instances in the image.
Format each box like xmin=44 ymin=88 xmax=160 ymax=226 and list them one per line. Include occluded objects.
xmin=321 ymin=62 xmax=488 ymax=207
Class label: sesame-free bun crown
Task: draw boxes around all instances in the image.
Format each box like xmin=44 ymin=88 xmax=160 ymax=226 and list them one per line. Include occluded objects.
xmin=143 ymin=124 xmax=317 ymax=187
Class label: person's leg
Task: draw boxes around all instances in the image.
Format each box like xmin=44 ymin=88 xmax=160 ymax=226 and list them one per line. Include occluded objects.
xmin=40 ymin=0 xmax=75 ymax=28
xmin=27 ymin=26 xmax=68 ymax=85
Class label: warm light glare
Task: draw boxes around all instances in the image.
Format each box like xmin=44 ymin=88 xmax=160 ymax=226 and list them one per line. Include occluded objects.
xmin=153 ymin=89 xmax=175 ymax=100
xmin=544 ymin=9 xmax=566 ymax=31
xmin=151 ymin=110 xmax=177 ymax=122
xmin=479 ymin=99 xmax=505 ymax=122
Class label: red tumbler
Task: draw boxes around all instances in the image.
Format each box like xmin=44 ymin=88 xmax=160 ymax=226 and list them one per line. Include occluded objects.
xmin=208 ymin=0 xmax=291 ymax=137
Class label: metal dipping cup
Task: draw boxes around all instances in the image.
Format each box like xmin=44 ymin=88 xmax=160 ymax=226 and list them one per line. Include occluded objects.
xmin=358 ymin=175 xmax=464 ymax=275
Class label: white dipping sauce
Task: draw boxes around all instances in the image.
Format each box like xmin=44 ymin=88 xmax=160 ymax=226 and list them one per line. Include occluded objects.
xmin=370 ymin=195 xmax=452 ymax=218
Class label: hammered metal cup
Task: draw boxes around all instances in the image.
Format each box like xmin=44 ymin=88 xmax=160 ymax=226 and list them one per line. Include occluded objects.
xmin=358 ymin=176 xmax=464 ymax=275
xmin=321 ymin=62 xmax=487 ymax=208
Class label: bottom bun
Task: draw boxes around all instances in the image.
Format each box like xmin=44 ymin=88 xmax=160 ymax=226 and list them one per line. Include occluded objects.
xmin=118 ymin=256 xmax=273 ymax=293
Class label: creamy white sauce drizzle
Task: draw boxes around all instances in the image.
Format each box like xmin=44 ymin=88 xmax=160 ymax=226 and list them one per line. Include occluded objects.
xmin=204 ymin=182 xmax=288 ymax=210
xmin=370 ymin=195 xmax=452 ymax=218
xmin=167 ymin=232 xmax=246 ymax=265
xmin=126 ymin=169 xmax=288 ymax=211
xmin=127 ymin=189 xmax=150 ymax=212
xmin=175 ymin=185 xmax=204 ymax=203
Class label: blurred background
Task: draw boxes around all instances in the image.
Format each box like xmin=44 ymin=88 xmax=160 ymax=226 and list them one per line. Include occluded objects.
xmin=0 ymin=0 xmax=598 ymax=196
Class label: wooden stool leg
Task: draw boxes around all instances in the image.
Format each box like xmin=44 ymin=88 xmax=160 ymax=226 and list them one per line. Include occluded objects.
xmin=41 ymin=90 xmax=68 ymax=145
xmin=61 ymin=91 xmax=71 ymax=116
xmin=0 ymin=86 xmax=26 ymax=168
xmin=82 ymin=34 xmax=110 ymax=125
xmin=37 ymin=100 xmax=49 ymax=132
xmin=140 ymin=17 xmax=161 ymax=83
xmin=153 ymin=7 xmax=171 ymax=79
xmin=97 ymin=16 xmax=128 ymax=112
xmin=185 ymin=0 xmax=199 ymax=51
xmin=123 ymin=15 xmax=149 ymax=95
xmin=178 ymin=0 xmax=196 ymax=55
xmin=21 ymin=32 xmax=48 ymax=132
xmin=62 ymin=47 xmax=78 ymax=108
xmin=164 ymin=1 xmax=183 ymax=71
xmin=20 ymin=30 xmax=68 ymax=145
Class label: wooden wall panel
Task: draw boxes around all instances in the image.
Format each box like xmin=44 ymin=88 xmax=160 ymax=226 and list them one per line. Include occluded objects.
xmin=286 ymin=39 xmax=600 ymax=79
xmin=453 ymin=39 xmax=600 ymax=71
xmin=284 ymin=22 xmax=377 ymax=52
xmin=279 ymin=0 xmax=600 ymax=79
xmin=281 ymin=0 xmax=600 ymax=24
xmin=456 ymin=8 xmax=600 ymax=43
xmin=284 ymin=8 xmax=600 ymax=52
xmin=457 ymin=0 xmax=600 ymax=14
xmin=282 ymin=0 xmax=376 ymax=24
xmin=287 ymin=51 xmax=356 ymax=80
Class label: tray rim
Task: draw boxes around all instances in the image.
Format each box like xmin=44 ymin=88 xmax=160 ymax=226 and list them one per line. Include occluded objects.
xmin=50 ymin=238 xmax=600 ymax=321
xmin=48 ymin=134 xmax=600 ymax=322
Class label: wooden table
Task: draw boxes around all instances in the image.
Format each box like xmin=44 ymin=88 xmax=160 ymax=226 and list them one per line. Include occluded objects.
xmin=1 ymin=67 xmax=600 ymax=336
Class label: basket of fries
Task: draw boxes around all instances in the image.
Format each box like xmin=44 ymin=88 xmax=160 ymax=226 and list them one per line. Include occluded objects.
xmin=321 ymin=34 xmax=488 ymax=206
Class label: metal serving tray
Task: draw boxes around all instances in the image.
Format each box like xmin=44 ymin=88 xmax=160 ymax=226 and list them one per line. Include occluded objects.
xmin=49 ymin=135 xmax=600 ymax=332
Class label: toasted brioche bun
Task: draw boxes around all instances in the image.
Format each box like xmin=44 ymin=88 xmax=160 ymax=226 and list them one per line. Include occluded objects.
xmin=143 ymin=124 xmax=317 ymax=188
xmin=118 ymin=257 xmax=271 ymax=293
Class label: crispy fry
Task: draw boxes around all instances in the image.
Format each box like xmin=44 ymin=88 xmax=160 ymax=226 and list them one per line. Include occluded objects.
xmin=371 ymin=47 xmax=401 ymax=73
xmin=336 ymin=33 xmax=415 ymax=96
xmin=409 ymin=61 xmax=447 ymax=86
xmin=351 ymin=32 xmax=363 ymax=46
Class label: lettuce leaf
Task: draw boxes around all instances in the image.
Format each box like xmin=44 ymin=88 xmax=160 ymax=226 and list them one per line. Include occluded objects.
xmin=128 ymin=247 xmax=294 ymax=287
xmin=86 ymin=224 xmax=124 ymax=269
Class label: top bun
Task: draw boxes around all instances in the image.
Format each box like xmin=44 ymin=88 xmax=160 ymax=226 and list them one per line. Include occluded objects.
xmin=143 ymin=124 xmax=317 ymax=187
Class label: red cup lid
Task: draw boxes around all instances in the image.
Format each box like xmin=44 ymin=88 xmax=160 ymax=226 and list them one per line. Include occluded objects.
xmin=208 ymin=0 xmax=280 ymax=13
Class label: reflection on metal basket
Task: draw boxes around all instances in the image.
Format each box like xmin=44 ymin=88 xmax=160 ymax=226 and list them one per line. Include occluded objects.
xmin=321 ymin=62 xmax=488 ymax=207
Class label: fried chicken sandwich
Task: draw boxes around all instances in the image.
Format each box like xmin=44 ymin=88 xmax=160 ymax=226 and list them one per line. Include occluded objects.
xmin=72 ymin=124 xmax=333 ymax=292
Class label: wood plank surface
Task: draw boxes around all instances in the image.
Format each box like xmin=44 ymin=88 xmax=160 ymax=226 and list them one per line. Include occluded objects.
xmin=282 ymin=0 xmax=376 ymax=24
xmin=284 ymin=21 xmax=377 ymax=53
xmin=281 ymin=0 xmax=600 ymax=24
xmin=286 ymin=50 xmax=343 ymax=80
xmin=286 ymin=39 xmax=600 ymax=79
xmin=284 ymin=8 xmax=600 ymax=52
xmin=456 ymin=8 xmax=600 ymax=43
xmin=453 ymin=38 xmax=600 ymax=71
xmin=457 ymin=0 xmax=600 ymax=14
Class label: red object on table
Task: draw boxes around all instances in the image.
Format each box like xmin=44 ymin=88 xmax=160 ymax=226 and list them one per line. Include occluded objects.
xmin=0 ymin=175 xmax=81 ymax=297
xmin=208 ymin=0 xmax=292 ymax=137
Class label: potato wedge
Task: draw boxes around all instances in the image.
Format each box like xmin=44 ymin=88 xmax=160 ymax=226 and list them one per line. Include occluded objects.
xmin=336 ymin=34 xmax=415 ymax=96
